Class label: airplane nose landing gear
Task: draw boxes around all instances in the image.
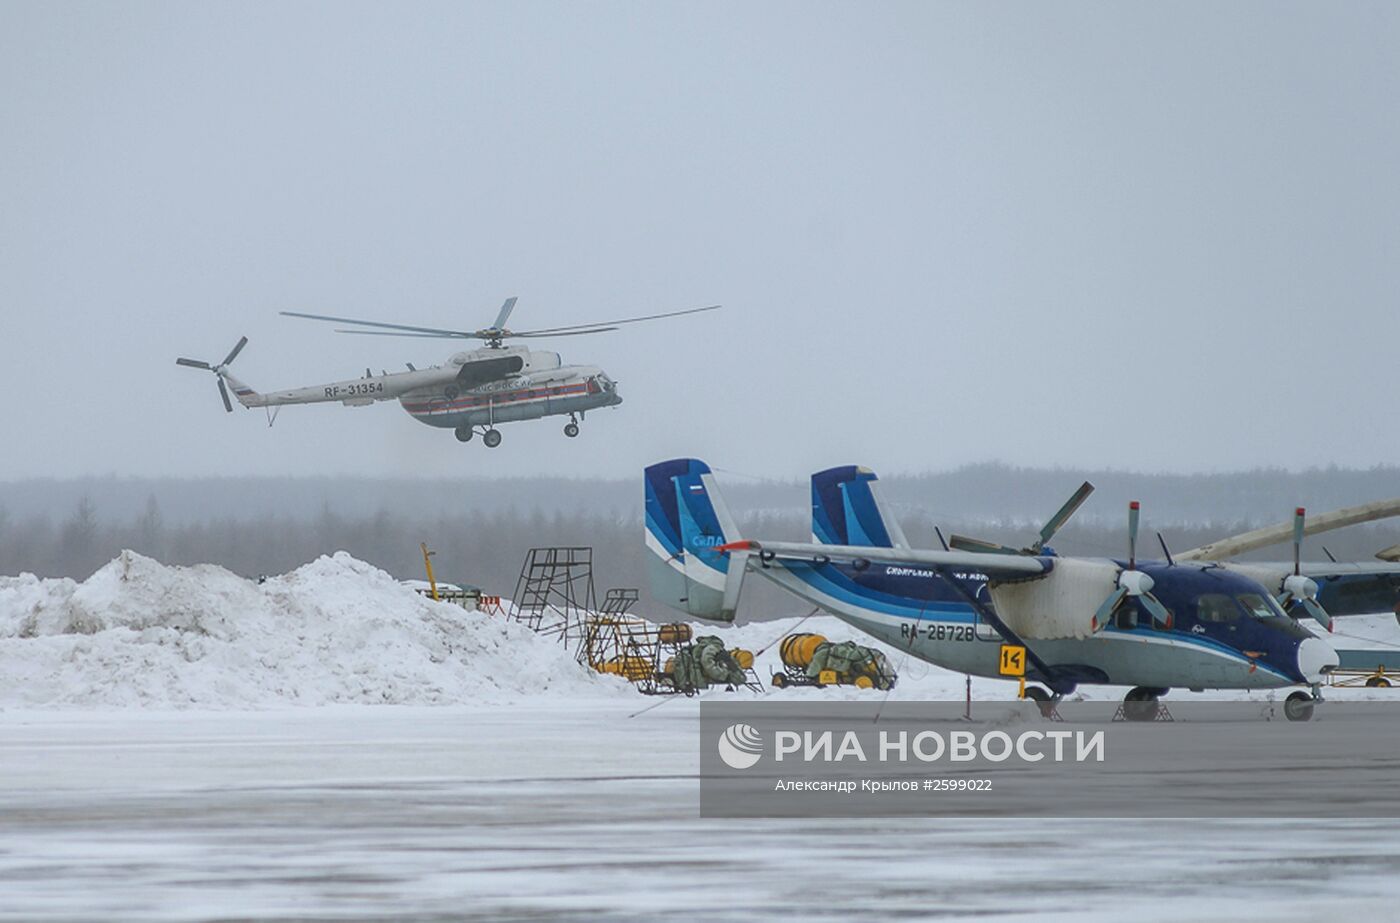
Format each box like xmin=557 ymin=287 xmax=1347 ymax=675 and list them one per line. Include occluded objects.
xmin=1284 ymin=689 xmax=1316 ymax=722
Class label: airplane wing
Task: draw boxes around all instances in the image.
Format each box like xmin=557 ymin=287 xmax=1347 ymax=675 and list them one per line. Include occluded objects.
xmin=1227 ymin=561 xmax=1400 ymax=619
xmin=726 ymin=539 xmax=1049 ymax=577
xmin=737 ymin=539 xmax=1117 ymax=642
xmin=1176 ymin=498 xmax=1400 ymax=561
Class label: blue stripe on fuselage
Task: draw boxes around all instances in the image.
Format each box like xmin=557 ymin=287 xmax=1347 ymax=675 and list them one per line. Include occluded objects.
xmin=770 ymin=558 xmax=1293 ymax=679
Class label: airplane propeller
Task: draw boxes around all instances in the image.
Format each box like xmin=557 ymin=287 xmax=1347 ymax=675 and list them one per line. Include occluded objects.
xmin=1275 ymin=507 xmax=1333 ymax=631
xmin=948 ymin=481 xmax=1095 ymax=557
xmin=1091 ymin=501 xmax=1172 ymax=632
xmin=280 ymin=299 xmax=721 ymax=348
xmin=176 ymin=336 xmax=247 ymax=413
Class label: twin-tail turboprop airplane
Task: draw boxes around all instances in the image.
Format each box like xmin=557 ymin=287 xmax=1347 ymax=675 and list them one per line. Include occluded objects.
xmin=644 ymin=458 xmax=1400 ymax=721
xmin=176 ymin=299 xmax=718 ymax=448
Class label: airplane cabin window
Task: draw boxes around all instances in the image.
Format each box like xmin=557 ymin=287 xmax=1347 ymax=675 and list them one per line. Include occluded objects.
xmin=1196 ymin=594 xmax=1240 ymax=623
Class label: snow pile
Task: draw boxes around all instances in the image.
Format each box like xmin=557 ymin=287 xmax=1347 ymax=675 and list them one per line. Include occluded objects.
xmin=0 ymin=551 xmax=617 ymax=708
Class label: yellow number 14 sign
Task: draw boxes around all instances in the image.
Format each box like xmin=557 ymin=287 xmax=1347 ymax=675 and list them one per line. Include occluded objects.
xmin=999 ymin=644 xmax=1027 ymax=677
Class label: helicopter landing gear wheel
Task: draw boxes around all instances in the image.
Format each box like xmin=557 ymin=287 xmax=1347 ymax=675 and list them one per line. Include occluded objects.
xmin=482 ymin=428 xmax=502 ymax=448
xmin=564 ymin=415 xmax=580 ymax=438
xmin=454 ymin=426 xmax=473 ymax=443
xmin=1284 ymin=690 xmax=1316 ymax=722
xmin=1122 ymin=686 xmax=1163 ymax=722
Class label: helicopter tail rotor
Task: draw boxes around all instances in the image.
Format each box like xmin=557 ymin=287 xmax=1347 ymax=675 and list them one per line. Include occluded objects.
xmin=176 ymin=336 xmax=250 ymax=414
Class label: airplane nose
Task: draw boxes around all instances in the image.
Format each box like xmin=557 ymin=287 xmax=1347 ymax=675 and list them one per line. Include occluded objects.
xmin=1296 ymin=637 xmax=1340 ymax=683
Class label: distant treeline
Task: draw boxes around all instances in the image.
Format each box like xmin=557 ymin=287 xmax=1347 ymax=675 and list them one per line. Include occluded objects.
xmin=3 ymin=463 xmax=1399 ymax=527
xmin=4 ymin=471 xmax=1400 ymax=621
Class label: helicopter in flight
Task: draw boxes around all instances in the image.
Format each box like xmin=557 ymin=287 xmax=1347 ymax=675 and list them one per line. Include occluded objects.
xmin=177 ymin=298 xmax=718 ymax=447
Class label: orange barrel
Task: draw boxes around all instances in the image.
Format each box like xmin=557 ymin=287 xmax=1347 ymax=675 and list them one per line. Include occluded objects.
xmin=619 ymin=656 xmax=651 ymax=681
xmin=730 ymin=648 xmax=755 ymax=670
xmin=779 ymin=633 xmax=827 ymax=670
xmin=601 ymin=656 xmax=652 ymax=681
xmin=659 ymin=623 xmax=693 ymax=644
xmin=662 ymin=657 xmax=676 ymax=675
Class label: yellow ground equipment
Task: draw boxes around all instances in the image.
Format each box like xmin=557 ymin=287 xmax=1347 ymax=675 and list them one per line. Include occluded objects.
xmin=577 ymin=589 xmax=657 ymax=683
xmin=658 ymin=643 xmax=758 ymax=689
xmin=658 ymin=623 xmax=693 ymax=645
xmin=576 ymin=590 xmax=762 ymax=695
xmin=1325 ymin=649 xmax=1399 ymax=689
xmin=412 ymin=542 xmax=484 ymax=610
xmin=659 ymin=634 xmax=763 ymax=696
xmin=771 ymin=632 xmax=897 ymax=690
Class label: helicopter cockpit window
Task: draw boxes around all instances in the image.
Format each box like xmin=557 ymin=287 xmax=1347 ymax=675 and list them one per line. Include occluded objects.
xmin=1196 ymin=594 xmax=1240 ymax=623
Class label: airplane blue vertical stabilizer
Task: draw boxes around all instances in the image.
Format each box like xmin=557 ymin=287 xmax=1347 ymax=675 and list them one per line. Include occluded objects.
xmin=644 ymin=458 xmax=747 ymax=621
xmin=810 ymin=465 xmax=909 ymax=548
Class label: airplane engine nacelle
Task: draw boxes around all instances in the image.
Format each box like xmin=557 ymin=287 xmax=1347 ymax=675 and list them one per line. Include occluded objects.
xmin=987 ymin=558 xmax=1119 ymax=640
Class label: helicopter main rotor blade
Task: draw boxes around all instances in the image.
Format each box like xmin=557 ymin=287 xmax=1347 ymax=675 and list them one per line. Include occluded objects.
xmin=512 ymin=304 xmax=720 ymax=336
xmin=491 ymin=296 xmax=519 ymax=331
xmin=512 ymin=327 xmax=620 ymax=338
xmin=281 ymin=311 xmax=474 ymax=338
xmin=332 ymin=329 xmax=467 ymax=338
xmin=176 ymin=358 xmax=211 ymax=369
xmin=217 ymin=377 xmax=233 ymax=412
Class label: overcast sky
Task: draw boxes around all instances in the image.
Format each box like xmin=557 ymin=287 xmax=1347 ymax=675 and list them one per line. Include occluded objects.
xmin=2 ymin=2 xmax=1397 ymax=481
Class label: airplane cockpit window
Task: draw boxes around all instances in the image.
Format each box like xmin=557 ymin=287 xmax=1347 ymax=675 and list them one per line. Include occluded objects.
xmin=1196 ymin=594 xmax=1240 ymax=623
xmin=1236 ymin=594 xmax=1279 ymax=620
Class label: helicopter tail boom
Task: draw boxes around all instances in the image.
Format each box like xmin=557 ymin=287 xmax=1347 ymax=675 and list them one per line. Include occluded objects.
xmin=219 ymin=371 xmax=265 ymax=408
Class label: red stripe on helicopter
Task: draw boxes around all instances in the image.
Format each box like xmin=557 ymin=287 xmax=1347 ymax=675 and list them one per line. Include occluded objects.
xmin=402 ymin=383 xmax=590 ymax=415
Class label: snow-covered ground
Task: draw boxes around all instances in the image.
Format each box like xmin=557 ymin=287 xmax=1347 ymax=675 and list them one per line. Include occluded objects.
xmin=2 ymin=702 xmax=1400 ymax=922
xmin=2 ymin=553 xmax=1400 ymax=920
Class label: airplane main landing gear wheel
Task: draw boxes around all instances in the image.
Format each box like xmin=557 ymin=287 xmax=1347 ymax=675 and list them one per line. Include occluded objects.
xmin=1022 ymin=685 xmax=1056 ymax=718
xmin=483 ymin=429 xmax=502 ymax=448
xmin=1122 ymin=686 xmax=1164 ymax=722
xmin=454 ymin=426 xmax=473 ymax=442
xmin=1284 ymin=690 xmax=1315 ymax=722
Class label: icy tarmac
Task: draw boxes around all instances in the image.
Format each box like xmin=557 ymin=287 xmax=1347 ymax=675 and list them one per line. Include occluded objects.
xmin=2 ymin=700 xmax=1400 ymax=922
